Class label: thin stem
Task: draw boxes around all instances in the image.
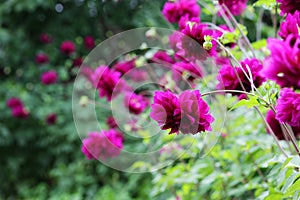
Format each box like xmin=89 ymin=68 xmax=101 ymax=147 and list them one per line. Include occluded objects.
xmin=221 ymin=4 xmax=256 ymax=57
xmin=282 ymin=123 xmax=300 ymax=157
xmin=257 ymin=8 xmax=264 ymax=41
xmin=272 ymin=3 xmax=278 ymax=38
xmin=270 ymin=105 xmax=300 ymax=157
xmin=255 ymin=106 xmax=289 ymax=158
xmin=214 ymin=39 xmax=265 ymax=100
xmin=202 ymin=89 xmax=288 ymax=157
xmin=201 ymin=89 xmax=269 ymax=105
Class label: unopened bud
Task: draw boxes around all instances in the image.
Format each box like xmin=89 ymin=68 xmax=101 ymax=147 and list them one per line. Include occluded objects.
xmin=203 ymin=41 xmax=212 ymax=50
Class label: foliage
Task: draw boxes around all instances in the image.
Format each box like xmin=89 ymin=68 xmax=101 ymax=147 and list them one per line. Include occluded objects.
xmin=1 ymin=0 xmax=300 ymax=199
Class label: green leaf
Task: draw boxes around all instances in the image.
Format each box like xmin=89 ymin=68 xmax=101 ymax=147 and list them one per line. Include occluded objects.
xmin=284 ymin=177 xmax=300 ymax=197
xmin=230 ymin=96 xmax=260 ymax=110
xmin=252 ymin=39 xmax=267 ymax=50
xmin=254 ymin=0 xmax=277 ymax=10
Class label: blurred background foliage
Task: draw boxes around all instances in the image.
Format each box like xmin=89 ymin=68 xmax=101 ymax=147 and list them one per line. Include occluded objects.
xmin=1 ymin=0 xmax=299 ymax=199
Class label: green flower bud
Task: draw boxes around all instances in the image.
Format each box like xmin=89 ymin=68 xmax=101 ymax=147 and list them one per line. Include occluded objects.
xmin=203 ymin=41 xmax=212 ymax=50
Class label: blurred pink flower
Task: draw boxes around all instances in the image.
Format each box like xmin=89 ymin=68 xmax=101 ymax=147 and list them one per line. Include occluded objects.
xmin=218 ymin=0 xmax=248 ymax=16
xmin=46 ymin=113 xmax=57 ymax=125
xmin=172 ymin=61 xmax=204 ymax=83
xmin=91 ymin=66 xmax=125 ymax=101
xmin=81 ymin=130 xmax=123 ymax=160
xmin=40 ymin=33 xmax=53 ymax=44
xmin=106 ymin=116 xmax=118 ymax=129
xmin=60 ymin=40 xmax=75 ymax=55
xmin=151 ymin=51 xmax=175 ymax=65
xmin=217 ymin=58 xmax=265 ymax=97
xmin=7 ymin=97 xmax=23 ymax=108
xmin=162 ymin=0 xmax=200 ymax=23
xmin=72 ymin=57 xmax=83 ymax=67
xmin=84 ymin=36 xmax=95 ymax=49
xmin=124 ymin=92 xmax=149 ymax=115
xmin=41 ymin=70 xmax=58 ymax=85
xmin=35 ymin=53 xmax=49 ymax=64
xmin=113 ymin=59 xmax=136 ymax=75
xmin=12 ymin=106 xmax=29 ymax=118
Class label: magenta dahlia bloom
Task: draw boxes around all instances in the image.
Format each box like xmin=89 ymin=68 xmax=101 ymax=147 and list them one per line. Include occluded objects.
xmin=278 ymin=11 xmax=300 ymax=40
xmin=91 ymin=66 xmax=124 ymax=101
xmin=40 ymin=33 xmax=53 ymax=44
xmin=151 ymin=51 xmax=175 ymax=65
xmin=46 ymin=113 xmax=57 ymax=125
xmin=60 ymin=41 xmax=75 ymax=55
xmin=124 ymin=92 xmax=149 ymax=115
xmin=172 ymin=61 xmax=204 ymax=83
xmin=81 ymin=130 xmax=123 ymax=160
xmin=261 ymin=35 xmax=300 ymax=89
xmin=150 ymin=90 xmax=214 ymax=134
xmin=275 ymin=88 xmax=300 ymax=127
xmin=106 ymin=116 xmax=117 ymax=129
xmin=178 ymin=22 xmax=216 ymax=60
xmin=72 ymin=57 xmax=83 ymax=67
xmin=7 ymin=97 xmax=23 ymax=108
xmin=266 ymin=110 xmax=300 ymax=140
xmin=12 ymin=106 xmax=29 ymax=118
xmin=84 ymin=36 xmax=95 ymax=49
xmin=162 ymin=0 xmax=200 ymax=23
xmin=113 ymin=59 xmax=136 ymax=75
xmin=217 ymin=58 xmax=265 ymax=96
xmin=218 ymin=0 xmax=248 ymax=16
xmin=277 ymin=0 xmax=300 ymax=15
xmin=178 ymin=16 xmax=200 ymax=30
xmin=35 ymin=53 xmax=49 ymax=64
xmin=41 ymin=70 xmax=58 ymax=85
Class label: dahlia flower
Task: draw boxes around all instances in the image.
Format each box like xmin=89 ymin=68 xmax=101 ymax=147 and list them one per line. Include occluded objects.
xmin=278 ymin=11 xmax=300 ymax=40
xmin=162 ymin=0 xmax=200 ymax=23
xmin=275 ymin=88 xmax=300 ymax=127
xmin=41 ymin=70 xmax=58 ymax=85
xmin=261 ymin=35 xmax=300 ymax=89
xmin=106 ymin=116 xmax=118 ymax=129
xmin=81 ymin=130 xmax=123 ymax=160
xmin=46 ymin=113 xmax=57 ymax=125
xmin=84 ymin=36 xmax=95 ymax=49
xmin=35 ymin=53 xmax=49 ymax=64
xmin=172 ymin=61 xmax=203 ymax=82
xmin=7 ymin=97 xmax=23 ymax=108
xmin=150 ymin=90 xmax=214 ymax=134
xmin=216 ymin=58 xmax=265 ymax=96
xmin=218 ymin=0 xmax=248 ymax=16
xmin=124 ymin=92 xmax=149 ymax=115
xmin=60 ymin=40 xmax=75 ymax=55
xmin=151 ymin=51 xmax=175 ymax=65
xmin=113 ymin=59 xmax=136 ymax=75
xmin=266 ymin=110 xmax=300 ymax=140
xmin=12 ymin=106 xmax=29 ymax=118
xmin=177 ymin=22 xmax=215 ymax=60
xmin=91 ymin=66 xmax=124 ymax=101
xmin=277 ymin=0 xmax=300 ymax=15
xmin=40 ymin=33 xmax=53 ymax=44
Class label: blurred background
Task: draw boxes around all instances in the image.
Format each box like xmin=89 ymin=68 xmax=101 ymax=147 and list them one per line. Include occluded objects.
xmin=0 ymin=1 xmax=168 ymax=199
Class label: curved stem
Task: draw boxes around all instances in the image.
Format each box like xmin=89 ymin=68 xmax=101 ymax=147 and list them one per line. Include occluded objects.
xmin=202 ymin=89 xmax=270 ymax=105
